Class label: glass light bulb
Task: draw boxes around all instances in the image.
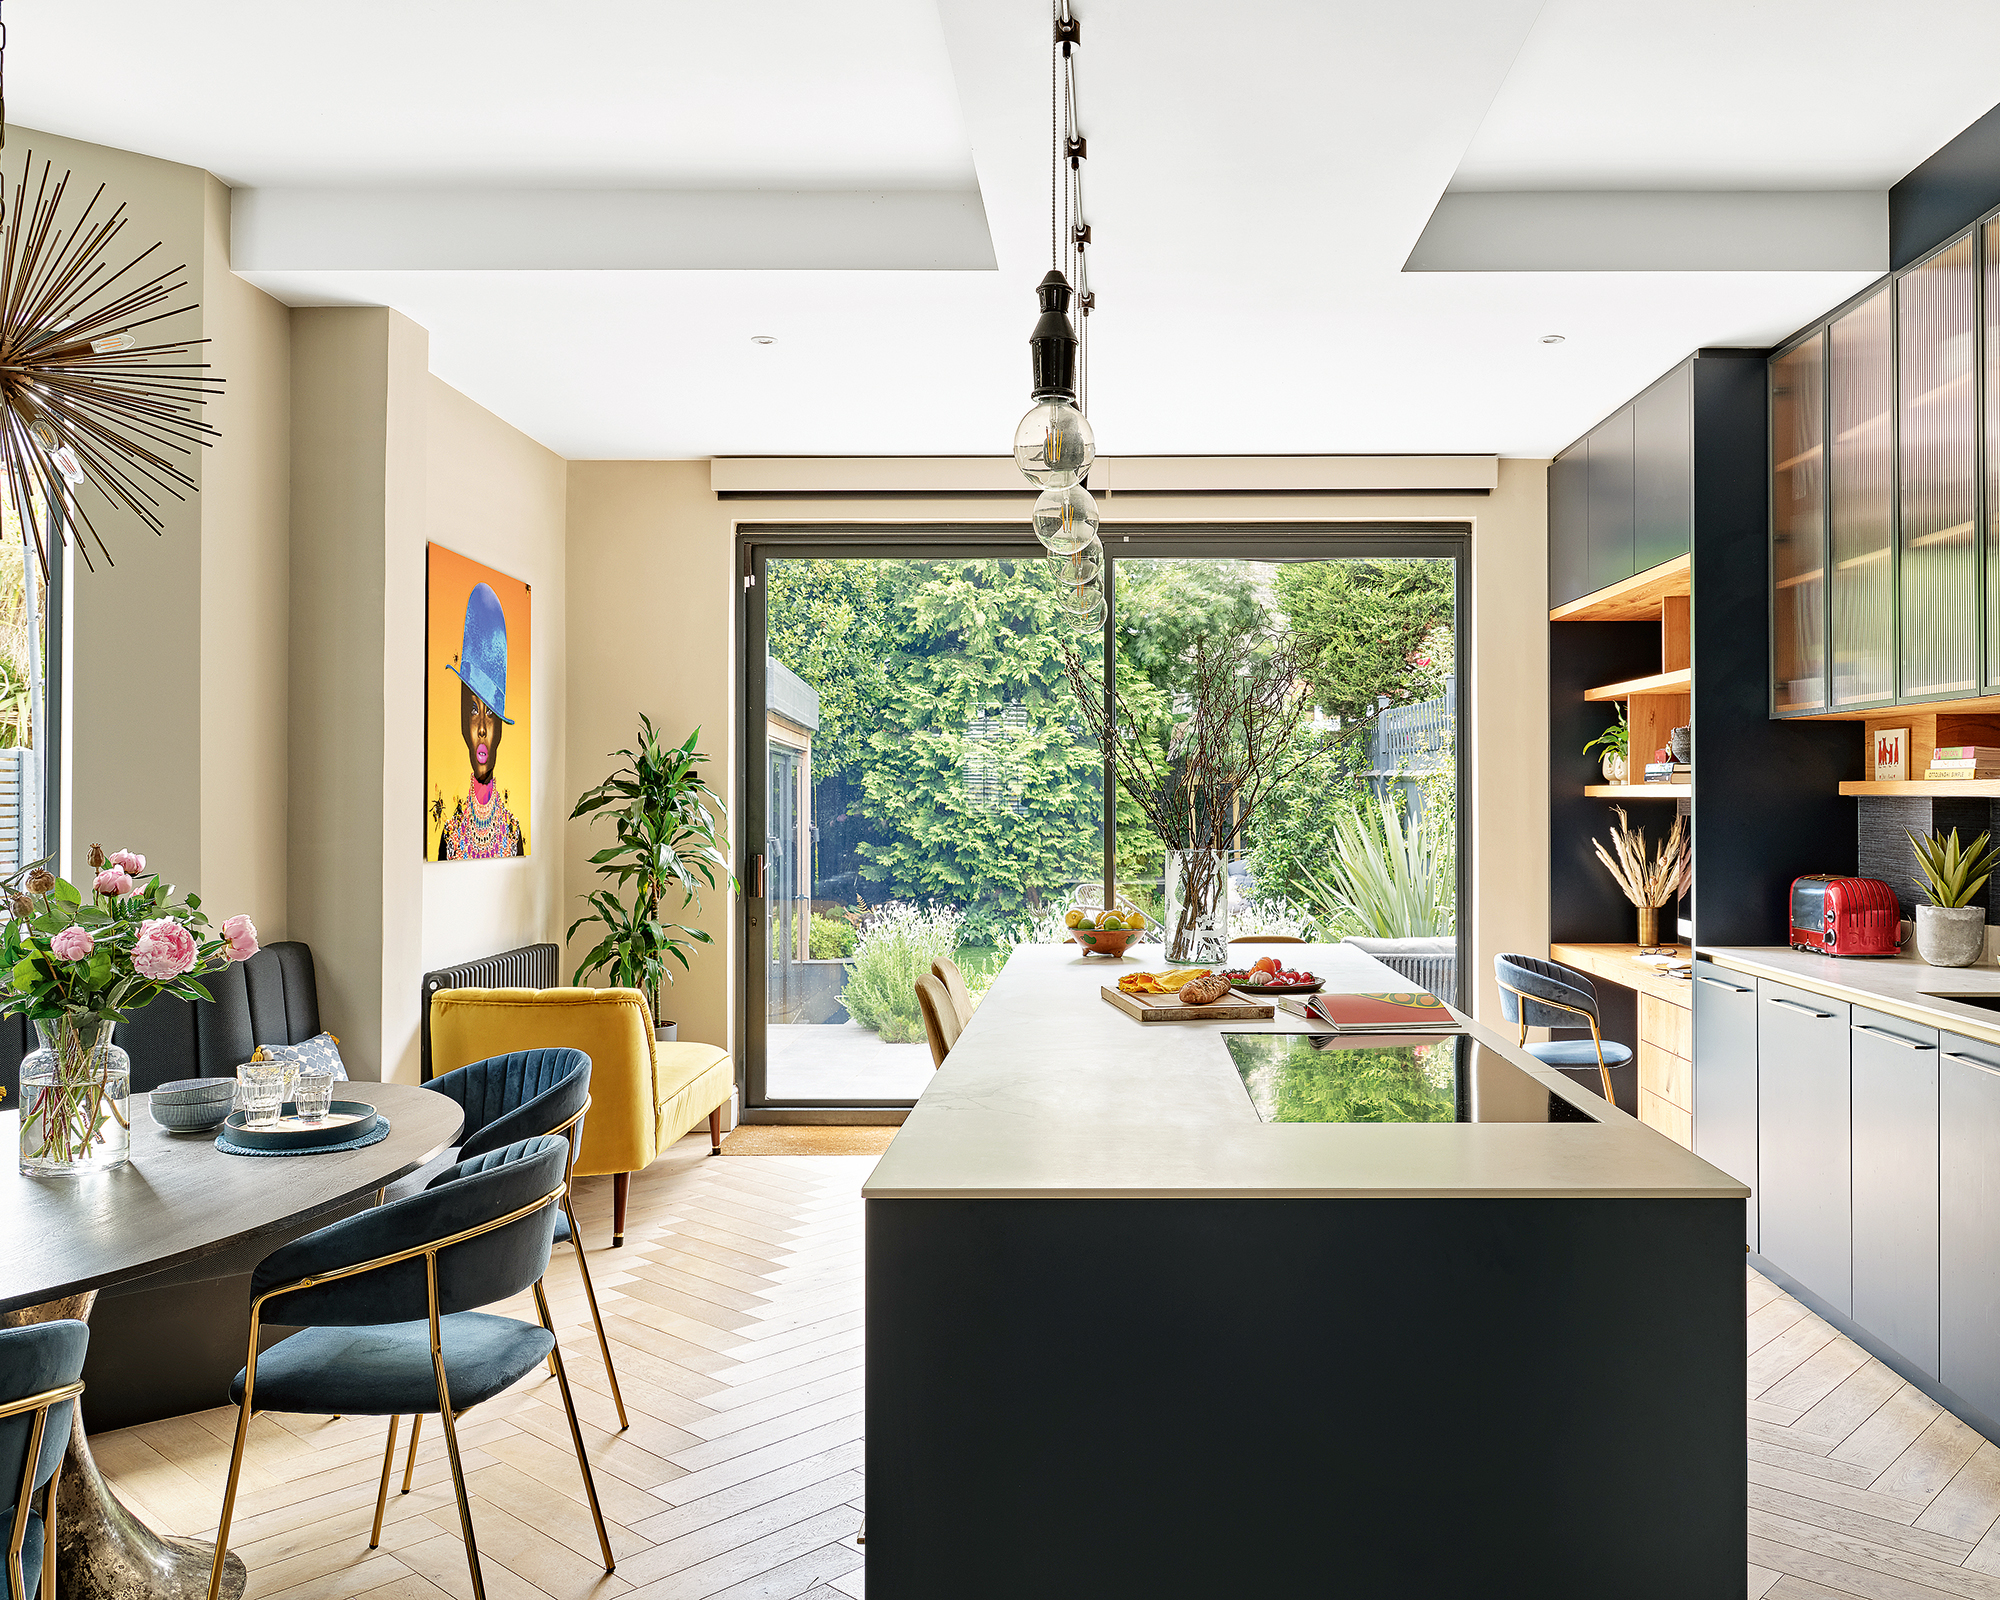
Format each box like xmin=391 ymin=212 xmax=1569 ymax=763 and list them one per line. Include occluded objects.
xmin=1066 ymin=576 xmax=1107 ymax=632
xmin=1032 ymin=484 xmax=1099 ymax=555
xmin=50 ymin=446 xmax=84 ymax=487
xmin=1013 ymin=400 xmax=1095 ymax=488
xmin=1058 ymin=537 xmax=1102 ymax=585
xmin=90 ymin=331 xmax=137 ymax=354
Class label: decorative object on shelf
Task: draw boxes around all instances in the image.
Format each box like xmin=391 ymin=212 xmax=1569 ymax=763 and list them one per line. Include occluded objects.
xmin=1669 ymin=726 xmax=1691 ymax=765
xmin=1873 ymin=726 xmax=1909 ymax=782
xmin=1583 ymin=707 xmax=1629 ymax=784
xmin=1590 ymin=806 xmax=1691 ymax=951
xmin=1908 ymin=827 xmax=1998 ymax=967
xmin=569 ymin=717 xmax=734 ymax=1033
xmin=427 ymin=543 xmax=531 ymax=860
xmin=2 ymin=845 xmax=258 ymax=1173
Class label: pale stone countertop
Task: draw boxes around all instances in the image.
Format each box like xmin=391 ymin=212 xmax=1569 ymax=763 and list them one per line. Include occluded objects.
xmin=1703 ymin=944 xmax=2000 ymax=1047
xmin=861 ymin=942 xmax=1749 ymax=1201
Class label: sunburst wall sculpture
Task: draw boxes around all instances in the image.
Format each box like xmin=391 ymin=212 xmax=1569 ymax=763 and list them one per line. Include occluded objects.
xmin=0 ymin=152 xmax=221 ymax=576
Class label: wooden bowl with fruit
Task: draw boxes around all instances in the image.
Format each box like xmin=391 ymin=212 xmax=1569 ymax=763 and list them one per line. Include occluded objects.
xmin=1065 ymin=906 xmax=1148 ymax=957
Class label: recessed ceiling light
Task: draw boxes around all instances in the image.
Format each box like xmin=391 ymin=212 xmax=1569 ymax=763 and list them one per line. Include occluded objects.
xmin=750 ymin=335 xmax=777 ymax=346
xmin=1540 ymin=334 xmax=1566 ymax=345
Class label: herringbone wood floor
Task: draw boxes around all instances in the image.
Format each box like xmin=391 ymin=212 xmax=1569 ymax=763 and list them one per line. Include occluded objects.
xmin=91 ymin=1139 xmax=873 ymax=1600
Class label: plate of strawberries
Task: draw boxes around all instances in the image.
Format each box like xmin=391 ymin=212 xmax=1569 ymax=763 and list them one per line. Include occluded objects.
xmin=1218 ymin=955 xmax=1323 ymax=995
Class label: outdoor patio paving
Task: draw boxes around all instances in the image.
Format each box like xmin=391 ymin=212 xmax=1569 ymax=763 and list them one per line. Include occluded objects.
xmin=767 ymin=1019 xmax=936 ymax=1101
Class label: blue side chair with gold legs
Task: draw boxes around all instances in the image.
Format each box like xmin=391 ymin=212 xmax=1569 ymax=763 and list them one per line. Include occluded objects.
xmin=1494 ymin=953 xmax=1631 ymax=1108
xmin=1 ymin=1320 xmax=87 ymax=1600
xmin=205 ymin=1134 xmax=612 ymax=1600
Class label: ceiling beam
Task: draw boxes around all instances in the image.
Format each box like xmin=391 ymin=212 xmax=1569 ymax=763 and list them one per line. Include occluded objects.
xmin=1405 ymin=190 xmax=1887 ymax=272
xmin=229 ymin=187 xmax=998 ymax=272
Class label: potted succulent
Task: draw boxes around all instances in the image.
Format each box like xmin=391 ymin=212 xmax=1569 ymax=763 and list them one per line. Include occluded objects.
xmin=1583 ymin=708 xmax=1630 ymax=784
xmin=569 ymin=718 xmax=734 ymax=1040
xmin=1908 ymin=827 xmax=1998 ymax=968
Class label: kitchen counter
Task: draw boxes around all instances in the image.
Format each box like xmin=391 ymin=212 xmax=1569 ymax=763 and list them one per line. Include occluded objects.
xmin=1703 ymin=943 xmax=2000 ymax=1045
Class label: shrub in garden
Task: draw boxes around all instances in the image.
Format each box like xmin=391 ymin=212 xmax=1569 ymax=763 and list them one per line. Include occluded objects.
xmin=809 ymin=914 xmax=858 ymax=961
xmin=841 ymin=903 xmax=964 ymax=1043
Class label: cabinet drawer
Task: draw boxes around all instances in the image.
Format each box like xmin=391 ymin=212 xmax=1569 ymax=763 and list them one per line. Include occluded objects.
xmin=1757 ymin=978 xmax=1853 ymax=1315
xmin=1639 ymin=1039 xmax=1691 ymax=1113
xmin=1640 ymin=994 xmax=1692 ymax=1058
xmin=1638 ymin=1088 xmax=1693 ymax=1150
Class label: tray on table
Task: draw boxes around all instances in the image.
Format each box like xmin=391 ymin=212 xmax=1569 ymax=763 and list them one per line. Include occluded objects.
xmin=220 ymin=1100 xmax=379 ymax=1152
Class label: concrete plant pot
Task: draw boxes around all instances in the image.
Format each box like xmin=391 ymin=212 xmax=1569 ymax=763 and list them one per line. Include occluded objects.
xmin=656 ymin=1022 xmax=678 ymax=1044
xmin=1916 ymin=904 xmax=1985 ymax=968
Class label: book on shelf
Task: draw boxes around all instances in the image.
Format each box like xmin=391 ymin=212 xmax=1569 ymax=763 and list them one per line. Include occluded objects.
xmin=1276 ymin=991 xmax=1458 ymax=1032
xmin=1933 ymin=747 xmax=2000 ymax=760
xmin=1923 ymin=767 xmax=2000 ymax=781
xmin=1643 ymin=764 xmax=1691 ymax=783
xmin=1927 ymin=758 xmax=2000 ymax=770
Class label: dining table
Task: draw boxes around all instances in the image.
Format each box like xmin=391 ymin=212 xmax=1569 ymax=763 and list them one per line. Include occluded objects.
xmin=0 ymin=1082 xmax=463 ymax=1600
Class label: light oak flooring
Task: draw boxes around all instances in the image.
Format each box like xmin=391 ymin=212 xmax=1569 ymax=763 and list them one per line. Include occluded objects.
xmin=1746 ymin=1265 xmax=2000 ymax=1599
xmin=92 ymin=1138 xmax=874 ymax=1600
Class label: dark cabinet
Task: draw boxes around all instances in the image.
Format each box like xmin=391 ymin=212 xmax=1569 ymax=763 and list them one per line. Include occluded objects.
xmin=1587 ymin=407 xmax=1635 ymax=594
xmin=1692 ymin=968 xmax=1758 ymax=1250
xmin=1549 ymin=445 xmax=1589 ymax=609
xmin=1941 ymin=1033 xmax=2000 ymax=1423
xmin=1757 ymin=979 xmax=1852 ymax=1314
xmin=1850 ymin=1007 xmax=1940 ymax=1378
xmin=1632 ymin=362 xmax=1693 ymax=574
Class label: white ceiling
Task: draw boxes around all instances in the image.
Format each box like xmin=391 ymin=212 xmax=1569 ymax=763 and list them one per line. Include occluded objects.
xmin=11 ymin=0 xmax=2000 ymax=459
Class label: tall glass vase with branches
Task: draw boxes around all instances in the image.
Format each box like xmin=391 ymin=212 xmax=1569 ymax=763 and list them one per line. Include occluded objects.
xmin=568 ymin=719 xmax=735 ymax=1029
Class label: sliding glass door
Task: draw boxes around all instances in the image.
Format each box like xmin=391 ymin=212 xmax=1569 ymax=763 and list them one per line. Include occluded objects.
xmin=740 ymin=528 xmax=1466 ymax=1112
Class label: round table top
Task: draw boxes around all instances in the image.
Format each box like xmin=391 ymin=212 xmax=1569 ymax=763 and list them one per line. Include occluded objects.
xmin=0 ymin=1081 xmax=462 ymax=1314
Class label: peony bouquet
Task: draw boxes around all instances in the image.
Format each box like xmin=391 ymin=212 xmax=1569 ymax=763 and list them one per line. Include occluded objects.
xmin=4 ymin=846 xmax=257 ymax=1168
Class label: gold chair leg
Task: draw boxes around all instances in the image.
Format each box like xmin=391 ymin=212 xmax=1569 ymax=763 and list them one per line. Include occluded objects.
xmin=41 ymin=1456 xmax=60 ymax=1600
xmin=208 ymin=1319 xmax=262 ymax=1600
xmin=565 ymin=1196 xmax=630 ymax=1431
xmin=9 ymin=1405 xmax=47 ymax=1600
xmin=1592 ymin=1025 xmax=1618 ymax=1110
xmin=427 ymin=1260 xmax=485 ymax=1600
xmin=369 ymin=1414 xmax=400 ymax=1548
xmin=401 ymin=1412 xmax=422 ymax=1493
xmin=534 ymin=1280 xmax=615 ymax=1573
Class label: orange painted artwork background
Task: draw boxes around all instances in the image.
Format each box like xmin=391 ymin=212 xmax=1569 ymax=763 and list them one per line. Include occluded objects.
xmin=426 ymin=542 xmax=532 ymax=860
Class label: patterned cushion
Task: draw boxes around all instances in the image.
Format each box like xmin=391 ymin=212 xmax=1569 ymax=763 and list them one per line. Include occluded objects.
xmin=252 ymin=1031 xmax=348 ymax=1080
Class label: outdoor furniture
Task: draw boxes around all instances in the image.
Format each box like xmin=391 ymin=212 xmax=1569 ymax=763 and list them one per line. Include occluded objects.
xmin=931 ymin=957 xmax=976 ymax=1030
xmin=0 ymin=1319 xmax=86 ymax=1600
xmin=915 ymin=974 xmax=961 ymax=1069
xmin=1493 ymin=952 xmax=1630 ymax=1107
xmin=428 ymin=987 xmax=733 ymax=1246
xmin=1230 ymin=935 xmax=1307 ymax=944
xmin=1343 ymin=936 xmax=1457 ymax=1003
xmin=205 ymin=1133 xmax=612 ymax=1600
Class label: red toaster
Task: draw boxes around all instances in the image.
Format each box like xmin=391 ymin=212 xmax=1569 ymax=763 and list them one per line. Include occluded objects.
xmin=1789 ymin=875 xmax=1903 ymax=956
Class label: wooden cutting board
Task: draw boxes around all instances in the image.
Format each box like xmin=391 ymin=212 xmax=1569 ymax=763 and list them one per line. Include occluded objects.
xmin=1101 ymin=985 xmax=1275 ymax=1024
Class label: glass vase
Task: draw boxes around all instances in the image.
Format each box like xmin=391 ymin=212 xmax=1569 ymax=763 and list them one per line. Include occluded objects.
xmin=19 ymin=1019 xmax=131 ymax=1175
xmin=1164 ymin=848 xmax=1230 ymax=965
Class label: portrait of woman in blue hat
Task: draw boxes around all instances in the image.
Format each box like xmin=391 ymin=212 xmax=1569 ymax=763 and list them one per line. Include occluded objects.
xmin=427 ymin=547 xmax=532 ymax=860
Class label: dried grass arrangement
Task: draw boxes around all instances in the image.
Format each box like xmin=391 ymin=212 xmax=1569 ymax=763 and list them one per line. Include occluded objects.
xmin=1592 ymin=806 xmax=1691 ymax=909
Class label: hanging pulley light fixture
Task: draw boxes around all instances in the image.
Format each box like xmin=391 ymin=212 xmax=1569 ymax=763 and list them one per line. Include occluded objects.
xmin=1014 ymin=0 xmax=1103 ymax=631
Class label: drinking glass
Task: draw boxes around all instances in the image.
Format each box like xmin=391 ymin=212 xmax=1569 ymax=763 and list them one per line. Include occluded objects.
xmin=238 ymin=1064 xmax=287 ymax=1129
xmin=294 ymin=1066 xmax=337 ymax=1122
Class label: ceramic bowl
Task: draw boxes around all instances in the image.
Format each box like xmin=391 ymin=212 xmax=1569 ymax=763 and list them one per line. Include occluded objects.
xmin=148 ymin=1077 xmax=237 ymax=1132
xmin=1071 ymin=925 xmax=1144 ymax=957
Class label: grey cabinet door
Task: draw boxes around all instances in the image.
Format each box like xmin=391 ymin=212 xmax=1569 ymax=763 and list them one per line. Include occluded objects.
xmin=1587 ymin=406 xmax=1636 ymax=594
xmin=1850 ymin=1007 xmax=1940 ymax=1378
xmin=1632 ymin=362 xmax=1693 ymax=574
xmin=1549 ymin=447 xmax=1589 ymax=608
xmin=1692 ymin=967 xmax=1758 ymax=1250
xmin=1758 ymin=979 xmax=1852 ymax=1314
xmin=1941 ymin=1033 xmax=2000 ymax=1421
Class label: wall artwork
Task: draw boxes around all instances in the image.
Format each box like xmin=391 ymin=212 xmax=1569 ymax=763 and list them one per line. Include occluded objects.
xmin=426 ymin=543 xmax=531 ymax=860
xmin=1873 ymin=726 xmax=1909 ymax=783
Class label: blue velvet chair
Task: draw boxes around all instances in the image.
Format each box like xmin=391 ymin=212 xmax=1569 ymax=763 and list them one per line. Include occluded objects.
xmin=205 ymin=1134 xmax=613 ymax=1600
xmin=0 ymin=1320 xmax=86 ymax=1600
xmin=1493 ymin=953 xmax=1631 ymax=1107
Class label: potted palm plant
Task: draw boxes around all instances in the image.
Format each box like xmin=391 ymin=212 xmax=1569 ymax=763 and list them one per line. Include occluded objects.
xmin=569 ymin=719 xmax=734 ymax=1039
xmin=1908 ymin=827 xmax=1998 ymax=968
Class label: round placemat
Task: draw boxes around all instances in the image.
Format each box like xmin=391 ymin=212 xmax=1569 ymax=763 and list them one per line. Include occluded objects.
xmin=215 ymin=1115 xmax=391 ymax=1157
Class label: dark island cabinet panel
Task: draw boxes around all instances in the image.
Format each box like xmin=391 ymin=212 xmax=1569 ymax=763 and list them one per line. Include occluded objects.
xmin=1549 ymin=445 xmax=1590 ymax=608
xmin=1941 ymin=1032 xmax=2000 ymax=1424
xmin=1850 ymin=1007 xmax=1941 ymax=1379
xmin=1632 ymin=363 xmax=1694 ymax=574
xmin=1757 ymin=979 xmax=1852 ymax=1315
xmin=1692 ymin=968 xmax=1758 ymax=1250
xmin=1587 ymin=407 xmax=1636 ymax=595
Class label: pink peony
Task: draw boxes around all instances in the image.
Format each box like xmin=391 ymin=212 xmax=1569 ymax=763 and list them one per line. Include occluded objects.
xmin=222 ymin=913 xmax=259 ymax=963
xmin=107 ymin=850 xmax=145 ymax=875
xmin=132 ymin=918 xmax=198 ymax=981
xmin=93 ymin=868 xmax=135 ymax=897
xmin=50 ymin=926 xmax=94 ymax=961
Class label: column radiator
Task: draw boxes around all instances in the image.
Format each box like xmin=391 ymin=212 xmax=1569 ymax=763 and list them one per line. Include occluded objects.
xmin=419 ymin=941 xmax=560 ymax=1081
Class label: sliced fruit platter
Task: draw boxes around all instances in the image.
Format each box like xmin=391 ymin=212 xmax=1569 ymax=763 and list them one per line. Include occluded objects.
xmin=1066 ymin=905 xmax=1149 ymax=957
xmin=1216 ymin=955 xmax=1324 ymax=995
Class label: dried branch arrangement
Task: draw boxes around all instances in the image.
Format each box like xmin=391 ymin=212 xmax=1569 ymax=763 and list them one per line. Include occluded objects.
xmin=1592 ymin=805 xmax=1691 ymax=909
xmin=0 ymin=153 xmax=222 ymax=575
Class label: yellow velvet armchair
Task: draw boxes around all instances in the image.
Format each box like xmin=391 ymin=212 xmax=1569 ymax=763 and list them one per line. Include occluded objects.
xmin=427 ymin=986 xmax=734 ymax=1245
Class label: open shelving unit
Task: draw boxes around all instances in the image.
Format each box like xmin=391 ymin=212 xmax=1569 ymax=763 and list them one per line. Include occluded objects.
xmin=1587 ymin=783 xmax=1692 ymax=799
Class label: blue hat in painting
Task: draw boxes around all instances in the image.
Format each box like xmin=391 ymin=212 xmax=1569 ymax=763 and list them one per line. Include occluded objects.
xmin=448 ymin=583 xmax=514 ymax=724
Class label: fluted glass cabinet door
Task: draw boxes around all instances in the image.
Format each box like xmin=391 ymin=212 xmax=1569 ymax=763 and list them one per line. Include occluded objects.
xmin=1985 ymin=224 xmax=2000 ymax=691
xmin=1899 ymin=237 xmax=1979 ymax=699
xmin=1771 ymin=334 xmax=1827 ymax=713
xmin=1830 ymin=291 xmax=1895 ymax=706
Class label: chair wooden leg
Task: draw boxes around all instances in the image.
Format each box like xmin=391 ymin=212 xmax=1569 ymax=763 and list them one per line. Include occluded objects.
xmin=565 ymin=1196 xmax=629 ymax=1430
xmin=534 ymin=1280 xmax=616 ymax=1573
xmin=369 ymin=1415 xmax=400 ymax=1548
xmin=709 ymin=1106 xmax=723 ymax=1155
xmin=401 ymin=1412 xmax=422 ymax=1493
xmin=612 ymin=1172 xmax=629 ymax=1247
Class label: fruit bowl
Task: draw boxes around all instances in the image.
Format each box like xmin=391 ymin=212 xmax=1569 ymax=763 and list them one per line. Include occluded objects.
xmin=1071 ymin=925 xmax=1144 ymax=958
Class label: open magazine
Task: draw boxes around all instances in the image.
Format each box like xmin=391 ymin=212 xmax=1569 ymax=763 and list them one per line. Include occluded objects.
xmin=1277 ymin=990 xmax=1458 ymax=1032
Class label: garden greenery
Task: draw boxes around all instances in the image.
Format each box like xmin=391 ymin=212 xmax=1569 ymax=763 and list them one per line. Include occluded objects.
xmin=841 ymin=903 xmax=964 ymax=1044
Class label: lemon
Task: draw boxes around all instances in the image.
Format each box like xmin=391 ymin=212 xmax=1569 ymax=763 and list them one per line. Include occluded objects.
xmin=1096 ymin=910 xmax=1125 ymax=930
xmin=1064 ymin=909 xmax=1086 ymax=929
xmin=1124 ymin=911 xmax=1147 ymax=930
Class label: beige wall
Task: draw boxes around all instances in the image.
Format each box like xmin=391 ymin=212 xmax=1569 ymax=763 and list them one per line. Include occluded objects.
xmin=564 ymin=462 xmax=1553 ymax=1065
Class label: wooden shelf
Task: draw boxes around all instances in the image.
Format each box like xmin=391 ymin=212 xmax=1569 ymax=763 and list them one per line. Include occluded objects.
xmin=1587 ymin=783 xmax=1690 ymax=799
xmin=1840 ymin=779 xmax=2000 ymax=796
xmin=1584 ymin=668 xmax=1692 ymax=703
xmin=1549 ymin=555 xmax=1691 ymax=623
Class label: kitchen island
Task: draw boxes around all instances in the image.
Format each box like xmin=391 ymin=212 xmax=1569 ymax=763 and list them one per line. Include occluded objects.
xmin=864 ymin=943 xmax=1749 ymax=1600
